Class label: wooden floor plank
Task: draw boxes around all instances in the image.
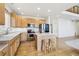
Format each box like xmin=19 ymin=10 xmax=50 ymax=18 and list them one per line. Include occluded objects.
xmin=16 ymin=37 xmax=79 ymax=56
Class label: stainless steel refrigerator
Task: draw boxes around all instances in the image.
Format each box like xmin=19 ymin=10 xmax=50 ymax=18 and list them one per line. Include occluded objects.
xmin=39 ymin=24 xmax=50 ymax=33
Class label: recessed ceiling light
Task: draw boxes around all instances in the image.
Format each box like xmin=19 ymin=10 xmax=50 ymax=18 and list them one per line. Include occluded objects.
xmin=37 ymin=7 xmax=40 ymax=10
xmin=48 ymin=9 xmax=51 ymax=12
xmin=17 ymin=8 xmax=20 ymax=10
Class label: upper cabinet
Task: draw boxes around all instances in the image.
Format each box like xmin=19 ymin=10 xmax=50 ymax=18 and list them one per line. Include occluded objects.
xmin=0 ymin=3 xmax=5 ymax=25
xmin=11 ymin=12 xmax=22 ymax=27
xmin=11 ymin=12 xmax=46 ymax=28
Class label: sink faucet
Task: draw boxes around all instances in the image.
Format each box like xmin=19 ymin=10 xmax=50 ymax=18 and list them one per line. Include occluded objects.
xmin=6 ymin=27 xmax=11 ymax=34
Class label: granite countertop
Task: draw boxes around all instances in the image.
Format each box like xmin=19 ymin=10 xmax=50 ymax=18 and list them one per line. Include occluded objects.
xmin=0 ymin=32 xmax=21 ymax=41
xmin=0 ymin=28 xmax=28 ymax=52
xmin=0 ymin=32 xmax=21 ymax=52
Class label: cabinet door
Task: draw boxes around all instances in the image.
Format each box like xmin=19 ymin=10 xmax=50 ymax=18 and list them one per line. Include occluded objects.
xmin=2 ymin=46 xmax=9 ymax=56
xmin=9 ymin=34 xmax=21 ymax=56
xmin=16 ymin=16 xmax=22 ymax=27
xmin=15 ymin=36 xmax=20 ymax=52
xmin=9 ymin=42 xmax=16 ymax=56
xmin=21 ymin=33 xmax=27 ymax=41
xmin=0 ymin=3 xmax=5 ymax=25
xmin=21 ymin=19 xmax=27 ymax=27
xmin=8 ymin=39 xmax=16 ymax=56
xmin=11 ymin=17 xmax=16 ymax=27
xmin=11 ymin=13 xmax=22 ymax=27
xmin=0 ymin=51 xmax=4 ymax=56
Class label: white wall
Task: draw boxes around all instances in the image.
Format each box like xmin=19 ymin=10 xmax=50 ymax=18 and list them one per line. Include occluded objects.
xmin=50 ymin=16 xmax=58 ymax=36
xmin=50 ymin=16 xmax=76 ymax=38
xmin=58 ymin=18 xmax=76 ymax=37
xmin=75 ymin=22 xmax=79 ymax=35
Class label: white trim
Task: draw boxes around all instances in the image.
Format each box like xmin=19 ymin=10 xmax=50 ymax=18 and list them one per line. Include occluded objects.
xmin=62 ymin=11 xmax=79 ymax=17
xmin=21 ymin=16 xmax=46 ymax=20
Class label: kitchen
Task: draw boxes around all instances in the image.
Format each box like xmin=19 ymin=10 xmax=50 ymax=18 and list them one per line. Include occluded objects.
xmin=0 ymin=3 xmax=54 ymax=56
xmin=0 ymin=3 xmax=79 ymax=56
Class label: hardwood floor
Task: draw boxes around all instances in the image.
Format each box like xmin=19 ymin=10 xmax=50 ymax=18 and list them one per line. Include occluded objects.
xmin=16 ymin=37 xmax=79 ymax=56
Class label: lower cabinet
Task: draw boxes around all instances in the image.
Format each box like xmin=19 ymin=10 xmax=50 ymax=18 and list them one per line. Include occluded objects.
xmin=21 ymin=32 xmax=27 ymax=41
xmin=0 ymin=45 xmax=9 ymax=56
xmin=0 ymin=34 xmax=21 ymax=56
xmin=3 ymin=46 xmax=9 ymax=56
xmin=0 ymin=51 xmax=4 ymax=56
xmin=9 ymin=42 xmax=16 ymax=56
xmin=9 ymin=34 xmax=21 ymax=56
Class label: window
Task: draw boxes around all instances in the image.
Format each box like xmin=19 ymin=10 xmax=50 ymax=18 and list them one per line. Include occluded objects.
xmin=5 ymin=10 xmax=11 ymax=27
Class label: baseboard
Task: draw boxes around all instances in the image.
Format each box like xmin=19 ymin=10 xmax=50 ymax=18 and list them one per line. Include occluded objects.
xmin=57 ymin=35 xmax=76 ymax=39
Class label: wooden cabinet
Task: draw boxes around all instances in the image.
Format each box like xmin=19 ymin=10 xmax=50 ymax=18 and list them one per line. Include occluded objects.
xmin=9 ymin=34 xmax=21 ymax=56
xmin=0 ymin=51 xmax=4 ymax=56
xmin=2 ymin=46 xmax=9 ymax=56
xmin=11 ymin=12 xmax=46 ymax=28
xmin=9 ymin=41 xmax=16 ymax=56
xmin=0 ymin=34 xmax=21 ymax=56
xmin=0 ymin=45 xmax=9 ymax=56
xmin=21 ymin=32 xmax=27 ymax=42
xmin=11 ymin=12 xmax=22 ymax=27
xmin=0 ymin=3 xmax=5 ymax=25
xmin=21 ymin=19 xmax=27 ymax=27
xmin=17 ymin=16 xmax=22 ymax=27
xmin=11 ymin=12 xmax=18 ymax=27
xmin=15 ymin=35 xmax=20 ymax=53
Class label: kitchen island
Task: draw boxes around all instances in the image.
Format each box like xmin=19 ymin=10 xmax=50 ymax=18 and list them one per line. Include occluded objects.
xmin=35 ymin=33 xmax=57 ymax=52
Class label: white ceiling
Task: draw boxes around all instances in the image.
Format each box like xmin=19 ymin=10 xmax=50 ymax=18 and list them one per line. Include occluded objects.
xmin=6 ymin=3 xmax=77 ymax=18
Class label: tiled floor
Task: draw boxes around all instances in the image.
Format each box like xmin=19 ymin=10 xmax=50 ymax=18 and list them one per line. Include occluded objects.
xmin=16 ymin=38 xmax=79 ymax=56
